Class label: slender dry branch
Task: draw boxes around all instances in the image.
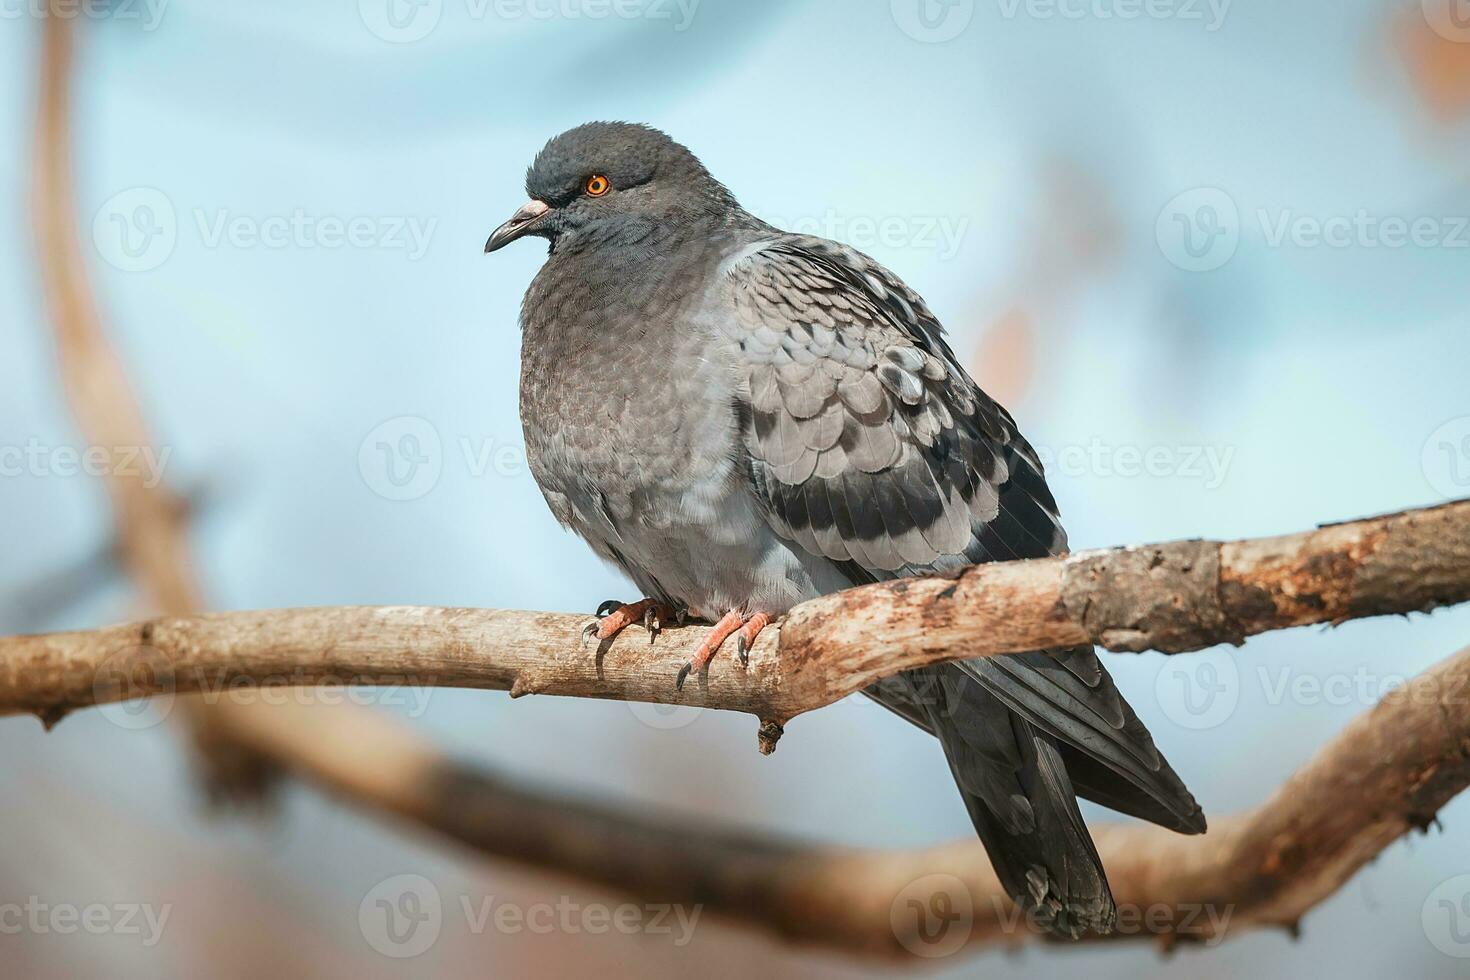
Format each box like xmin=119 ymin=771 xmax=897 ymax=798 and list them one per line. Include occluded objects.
xmin=782 ymin=496 xmax=1470 ymax=659
xmin=178 ymin=643 xmax=1470 ymax=958
xmin=33 ymin=7 xmax=285 ymax=799
xmin=33 ymin=11 xmax=201 ymax=617
xmin=2 ymin=499 xmax=1468 ymax=732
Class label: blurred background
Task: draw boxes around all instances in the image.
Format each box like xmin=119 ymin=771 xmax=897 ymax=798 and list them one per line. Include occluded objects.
xmin=2 ymin=0 xmax=1469 ymax=976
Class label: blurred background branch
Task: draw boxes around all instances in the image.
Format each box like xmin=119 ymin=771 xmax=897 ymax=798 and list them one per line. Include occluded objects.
xmin=313 ymin=640 xmax=1466 ymax=958
xmin=32 ymin=4 xmax=287 ymax=804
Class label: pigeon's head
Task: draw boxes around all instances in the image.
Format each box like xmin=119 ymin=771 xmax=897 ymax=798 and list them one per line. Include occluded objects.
xmin=485 ymin=122 xmax=737 ymax=253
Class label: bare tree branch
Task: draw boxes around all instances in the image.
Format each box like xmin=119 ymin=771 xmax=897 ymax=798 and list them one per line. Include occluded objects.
xmin=156 ymin=643 xmax=1470 ymax=959
xmin=784 ymin=498 xmax=1470 ymax=659
xmin=32 ymin=6 xmax=284 ymax=802
xmin=3 ymin=499 xmax=1468 ymax=733
xmin=33 ymin=11 xmax=202 ymax=616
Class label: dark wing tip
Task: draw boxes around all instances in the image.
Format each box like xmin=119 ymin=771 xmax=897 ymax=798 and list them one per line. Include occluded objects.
xmin=1179 ymin=805 xmax=1209 ymax=835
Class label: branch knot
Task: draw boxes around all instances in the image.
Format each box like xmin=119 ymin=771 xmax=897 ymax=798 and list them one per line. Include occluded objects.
xmin=1061 ymin=540 xmax=1242 ymax=653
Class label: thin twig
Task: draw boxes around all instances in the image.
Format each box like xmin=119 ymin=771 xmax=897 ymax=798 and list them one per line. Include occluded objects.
xmin=32 ymin=5 xmax=281 ymax=802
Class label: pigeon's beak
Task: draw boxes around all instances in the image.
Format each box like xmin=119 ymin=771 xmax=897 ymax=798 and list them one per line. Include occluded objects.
xmin=485 ymin=199 xmax=551 ymax=253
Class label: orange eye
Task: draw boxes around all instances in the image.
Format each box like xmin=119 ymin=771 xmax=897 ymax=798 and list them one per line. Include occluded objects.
xmin=585 ymin=174 xmax=610 ymax=196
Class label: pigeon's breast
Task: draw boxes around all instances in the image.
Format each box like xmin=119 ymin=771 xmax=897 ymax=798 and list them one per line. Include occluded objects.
xmin=516 ymin=245 xmax=845 ymax=615
xmin=518 ymin=256 xmax=739 ymax=512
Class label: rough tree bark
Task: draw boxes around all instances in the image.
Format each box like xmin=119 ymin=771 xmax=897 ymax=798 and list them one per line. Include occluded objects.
xmin=2 ymin=498 xmax=1468 ymax=737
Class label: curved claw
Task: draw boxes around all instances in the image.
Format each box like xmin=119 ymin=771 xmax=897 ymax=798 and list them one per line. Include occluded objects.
xmin=586 ymin=598 xmax=680 ymax=646
xmin=673 ymin=609 xmax=744 ymax=692
xmin=735 ymin=612 xmax=770 ymax=666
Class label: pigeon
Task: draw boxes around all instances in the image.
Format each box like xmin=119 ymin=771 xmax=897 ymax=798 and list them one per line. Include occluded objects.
xmin=487 ymin=121 xmax=1205 ymax=938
